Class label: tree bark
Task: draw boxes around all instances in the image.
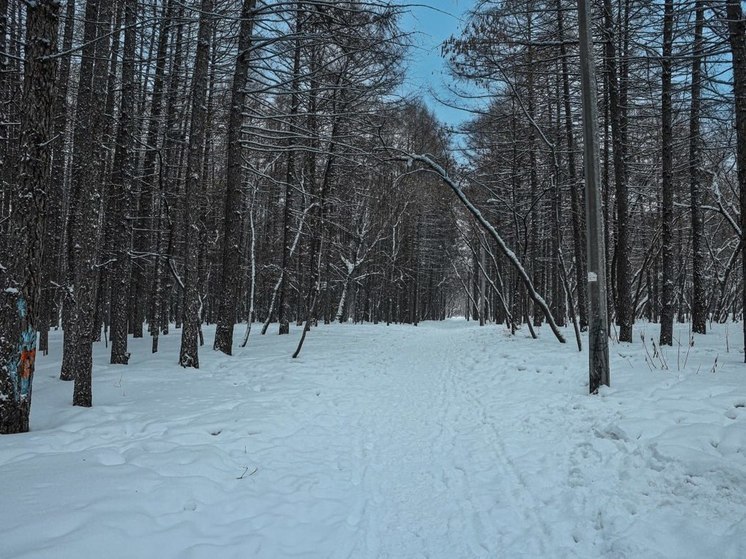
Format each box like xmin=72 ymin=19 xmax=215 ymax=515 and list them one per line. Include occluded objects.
xmin=603 ymin=0 xmax=632 ymax=342
xmin=60 ymin=0 xmax=103 ymax=383
xmin=152 ymin=0 xmax=185 ymax=352
xmin=659 ymin=0 xmax=674 ymax=346
xmin=136 ymin=0 xmax=173 ymax=350
xmin=179 ymin=0 xmax=214 ymax=368
xmin=726 ymin=0 xmax=746 ymax=361
xmin=109 ymin=0 xmax=138 ymax=364
xmin=38 ymin=0 xmax=76 ymax=355
xmin=214 ymin=0 xmax=257 ymax=355
xmin=0 ymin=0 xmax=59 ymax=433
xmin=689 ymin=0 xmax=706 ymax=335
xmin=278 ymin=5 xmax=303 ymax=336
xmin=65 ymin=0 xmax=114 ymax=406
xmin=556 ymin=0 xmax=588 ymax=331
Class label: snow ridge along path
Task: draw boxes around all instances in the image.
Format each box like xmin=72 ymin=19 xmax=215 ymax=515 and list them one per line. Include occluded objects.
xmin=2 ymin=320 xmax=745 ymax=558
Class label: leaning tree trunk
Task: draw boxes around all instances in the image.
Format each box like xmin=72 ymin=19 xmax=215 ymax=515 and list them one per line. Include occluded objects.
xmin=0 ymin=0 xmax=59 ymax=433
xmin=178 ymin=0 xmax=214 ymax=368
xmin=398 ymin=152 xmax=567 ymax=344
xmin=726 ymin=0 xmax=746 ymax=361
xmin=292 ymin=137 xmax=335 ymax=358
xmin=213 ymin=0 xmax=257 ymax=355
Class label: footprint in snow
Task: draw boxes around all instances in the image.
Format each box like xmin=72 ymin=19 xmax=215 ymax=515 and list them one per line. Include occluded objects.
xmin=182 ymin=500 xmax=198 ymax=512
xmin=95 ymin=450 xmax=126 ymax=466
xmin=724 ymin=402 xmax=744 ymax=420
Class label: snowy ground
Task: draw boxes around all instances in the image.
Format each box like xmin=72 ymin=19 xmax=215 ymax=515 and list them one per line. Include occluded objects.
xmin=2 ymin=319 xmax=745 ymax=558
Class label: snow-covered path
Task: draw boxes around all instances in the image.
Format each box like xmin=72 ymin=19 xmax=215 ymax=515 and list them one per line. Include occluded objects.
xmin=347 ymin=324 xmax=555 ymax=558
xmin=2 ymin=320 xmax=746 ymax=558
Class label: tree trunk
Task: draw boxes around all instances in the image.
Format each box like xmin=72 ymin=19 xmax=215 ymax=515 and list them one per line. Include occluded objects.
xmin=109 ymin=0 xmax=138 ymax=364
xmin=65 ymin=0 xmax=114 ymax=406
xmin=292 ymin=86 xmax=342 ymax=358
xmin=38 ymin=0 xmax=76 ymax=355
xmin=659 ymin=0 xmax=674 ymax=346
xmin=557 ymin=0 xmax=587 ymax=331
xmin=726 ymin=0 xmax=746 ymax=361
xmin=178 ymin=0 xmax=214 ymax=368
xmin=689 ymin=0 xmax=706 ymax=335
xmin=151 ymin=0 xmax=185 ymax=352
xmin=136 ymin=0 xmax=173 ymax=350
xmin=278 ymin=5 xmax=303 ymax=336
xmin=603 ymin=0 xmax=632 ymax=342
xmin=478 ymin=237 xmax=486 ymax=326
xmin=214 ymin=0 xmax=257 ymax=355
xmin=59 ymin=0 xmax=101 ymax=382
xmin=94 ymin=0 xmax=124 ymax=344
xmin=526 ymin=12 xmax=543 ymax=328
xmin=0 ymin=0 xmax=59 ymax=433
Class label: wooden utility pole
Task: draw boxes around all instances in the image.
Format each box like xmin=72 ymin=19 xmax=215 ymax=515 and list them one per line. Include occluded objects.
xmin=577 ymin=0 xmax=610 ymax=392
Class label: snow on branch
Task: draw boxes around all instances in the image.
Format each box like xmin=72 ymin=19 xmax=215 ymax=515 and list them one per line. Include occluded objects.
xmin=390 ymin=151 xmax=567 ymax=345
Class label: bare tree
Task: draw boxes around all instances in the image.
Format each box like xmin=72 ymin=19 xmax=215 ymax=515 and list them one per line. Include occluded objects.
xmin=214 ymin=0 xmax=257 ymax=355
xmin=727 ymin=0 xmax=746 ymax=360
xmin=1 ymin=0 xmax=59 ymax=433
xmin=689 ymin=0 xmax=706 ymax=335
xmin=110 ymin=0 xmax=139 ymax=364
xmin=659 ymin=0 xmax=675 ymax=346
xmin=179 ymin=0 xmax=214 ymax=369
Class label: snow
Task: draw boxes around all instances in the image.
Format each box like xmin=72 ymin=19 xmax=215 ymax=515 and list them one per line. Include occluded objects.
xmin=2 ymin=320 xmax=745 ymax=558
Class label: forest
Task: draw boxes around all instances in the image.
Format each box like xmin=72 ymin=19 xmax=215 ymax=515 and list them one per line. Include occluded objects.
xmin=1 ymin=0 xmax=745 ymax=433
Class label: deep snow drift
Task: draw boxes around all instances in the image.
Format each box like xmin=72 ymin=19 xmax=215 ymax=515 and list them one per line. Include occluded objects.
xmin=2 ymin=320 xmax=745 ymax=558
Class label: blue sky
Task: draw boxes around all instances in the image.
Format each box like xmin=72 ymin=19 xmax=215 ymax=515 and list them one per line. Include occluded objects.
xmin=399 ymin=1 xmax=476 ymax=128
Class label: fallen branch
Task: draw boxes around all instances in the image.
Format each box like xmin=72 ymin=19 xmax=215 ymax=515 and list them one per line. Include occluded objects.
xmin=237 ymin=466 xmax=258 ymax=480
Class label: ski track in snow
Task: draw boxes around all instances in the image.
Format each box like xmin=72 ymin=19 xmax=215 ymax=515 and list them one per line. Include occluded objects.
xmin=2 ymin=320 xmax=746 ymax=558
